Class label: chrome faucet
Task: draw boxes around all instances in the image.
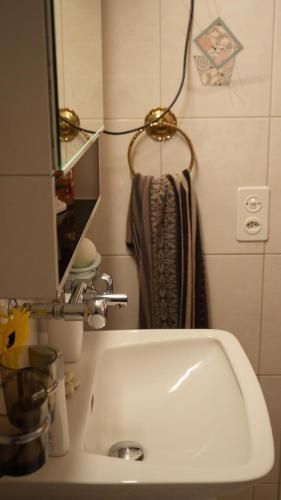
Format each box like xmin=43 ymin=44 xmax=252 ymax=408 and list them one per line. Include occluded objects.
xmin=24 ymin=273 xmax=128 ymax=329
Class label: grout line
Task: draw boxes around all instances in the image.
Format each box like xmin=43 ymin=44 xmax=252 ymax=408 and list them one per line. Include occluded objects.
xmin=101 ymin=254 xmax=134 ymax=258
xmin=103 ymin=115 xmax=279 ymax=121
xmin=159 ymin=0 xmax=163 ymax=176
xmin=79 ymin=117 xmax=105 ymax=121
xmin=269 ymin=0 xmax=277 ymax=125
xmin=257 ymin=246 xmax=266 ymax=374
xmin=59 ymin=0 xmax=66 ymax=103
xmin=206 ymin=254 xmax=280 ymax=258
xmin=259 ymin=252 xmax=281 ymax=256
xmin=100 ymin=253 xmax=281 ymax=258
xmin=204 ymin=252 xmax=268 ymax=256
xmin=266 ymin=0 xmax=277 ymax=186
xmin=255 ymin=482 xmax=281 ymax=485
xmin=257 ymin=0 xmax=278 ymax=376
xmin=159 ymin=0 xmax=162 ymax=105
xmin=160 ymin=142 xmax=163 ymax=176
xmin=206 ymin=0 xmax=213 ymax=22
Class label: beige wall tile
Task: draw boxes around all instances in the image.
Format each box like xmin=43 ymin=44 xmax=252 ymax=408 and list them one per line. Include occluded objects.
xmin=205 ymin=255 xmax=263 ymax=371
xmin=99 ymin=256 xmax=139 ymax=330
xmin=60 ymin=0 xmax=103 ymax=119
xmin=89 ymin=120 xmax=161 ymax=256
xmin=101 ymin=0 xmax=160 ymax=119
xmin=254 ymin=484 xmax=279 ymax=500
xmin=161 ymin=0 xmax=274 ymax=117
xmin=271 ymin=0 xmax=281 ymax=115
xmin=266 ymin=119 xmax=281 ymax=253
xmin=260 ymin=256 xmax=281 ymax=375
xmin=219 ymin=486 xmax=253 ymax=500
xmin=259 ymin=376 xmax=281 ymax=483
xmin=162 ymin=118 xmax=268 ymax=254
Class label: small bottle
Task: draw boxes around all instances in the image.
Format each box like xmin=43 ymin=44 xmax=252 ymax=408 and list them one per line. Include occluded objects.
xmin=55 ymin=170 xmax=75 ymax=207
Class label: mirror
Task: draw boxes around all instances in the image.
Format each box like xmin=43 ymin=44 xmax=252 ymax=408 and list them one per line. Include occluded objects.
xmin=52 ymin=0 xmax=104 ymax=172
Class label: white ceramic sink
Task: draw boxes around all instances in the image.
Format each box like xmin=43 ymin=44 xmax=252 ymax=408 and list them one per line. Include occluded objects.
xmin=82 ymin=329 xmax=274 ymax=499
xmin=2 ymin=329 xmax=274 ymax=500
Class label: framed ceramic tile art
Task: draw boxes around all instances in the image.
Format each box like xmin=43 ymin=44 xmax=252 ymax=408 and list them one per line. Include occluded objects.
xmin=194 ymin=17 xmax=243 ymax=69
xmin=194 ymin=55 xmax=235 ymax=86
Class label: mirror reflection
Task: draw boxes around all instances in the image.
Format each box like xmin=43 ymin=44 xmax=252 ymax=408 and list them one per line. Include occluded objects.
xmin=53 ymin=0 xmax=104 ymax=171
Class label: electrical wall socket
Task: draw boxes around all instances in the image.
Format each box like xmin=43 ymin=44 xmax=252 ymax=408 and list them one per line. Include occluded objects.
xmin=236 ymin=187 xmax=270 ymax=242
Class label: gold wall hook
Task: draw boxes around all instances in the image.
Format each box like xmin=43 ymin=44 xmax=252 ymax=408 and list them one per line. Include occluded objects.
xmin=145 ymin=107 xmax=177 ymax=141
xmin=59 ymin=108 xmax=80 ymax=142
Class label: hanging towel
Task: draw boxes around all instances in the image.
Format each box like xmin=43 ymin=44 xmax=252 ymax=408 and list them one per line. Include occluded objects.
xmin=126 ymin=169 xmax=208 ymax=329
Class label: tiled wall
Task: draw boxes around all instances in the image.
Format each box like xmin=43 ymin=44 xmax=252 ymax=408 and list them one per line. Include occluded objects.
xmin=89 ymin=1 xmax=281 ymax=499
xmin=54 ymin=0 xmax=103 ymax=163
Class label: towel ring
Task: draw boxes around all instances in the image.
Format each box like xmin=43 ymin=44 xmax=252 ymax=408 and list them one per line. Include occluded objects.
xmin=127 ymin=107 xmax=196 ymax=177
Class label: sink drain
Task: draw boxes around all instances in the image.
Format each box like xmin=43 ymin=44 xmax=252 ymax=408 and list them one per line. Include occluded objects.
xmin=108 ymin=441 xmax=144 ymax=461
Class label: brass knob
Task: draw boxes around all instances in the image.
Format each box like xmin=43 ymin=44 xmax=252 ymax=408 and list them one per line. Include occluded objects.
xmin=59 ymin=107 xmax=80 ymax=142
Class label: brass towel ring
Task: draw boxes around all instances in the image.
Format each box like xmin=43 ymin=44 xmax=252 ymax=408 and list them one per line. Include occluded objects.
xmin=127 ymin=108 xmax=195 ymax=177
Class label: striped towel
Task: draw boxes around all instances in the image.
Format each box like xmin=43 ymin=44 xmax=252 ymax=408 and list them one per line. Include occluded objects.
xmin=126 ymin=169 xmax=208 ymax=329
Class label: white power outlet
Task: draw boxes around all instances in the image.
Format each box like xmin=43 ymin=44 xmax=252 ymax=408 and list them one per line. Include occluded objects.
xmin=236 ymin=187 xmax=270 ymax=241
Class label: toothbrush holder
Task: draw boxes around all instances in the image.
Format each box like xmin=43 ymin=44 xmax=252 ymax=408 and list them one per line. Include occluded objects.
xmin=0 ymin=370 xmax=50 ymax=476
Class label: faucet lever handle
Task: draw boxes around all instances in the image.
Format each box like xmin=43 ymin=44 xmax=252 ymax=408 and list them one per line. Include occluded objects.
xmin=99 ymin=273 xmax=113 ymax=294
xmin=87 ymin=299 xmax=107 ymax=329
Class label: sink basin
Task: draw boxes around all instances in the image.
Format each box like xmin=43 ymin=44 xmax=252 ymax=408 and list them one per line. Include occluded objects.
xmin=1 ymin=329 xmax=274 ymax=500
xmin=83 ymin=329 xmax=274 ymax=498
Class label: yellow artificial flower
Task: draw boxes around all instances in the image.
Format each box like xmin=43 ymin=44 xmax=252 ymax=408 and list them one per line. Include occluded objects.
xmin=0 ymin=308 xmax=30 ymax=358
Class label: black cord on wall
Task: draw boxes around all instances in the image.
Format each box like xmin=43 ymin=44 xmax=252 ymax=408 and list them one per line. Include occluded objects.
xmin=60 ymin=0 xmax=195 ymax=137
